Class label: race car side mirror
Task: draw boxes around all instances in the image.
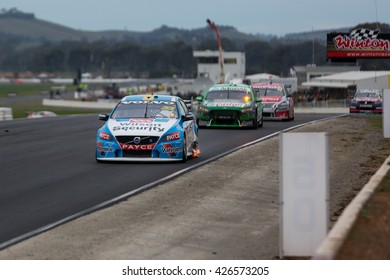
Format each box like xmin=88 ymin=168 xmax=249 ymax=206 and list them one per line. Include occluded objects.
xmin=182 ymin=113 xmax=194 ymax=121
xmin=196 ymin=96 xmax=203 ymax=101
xmin=183 ymin=100 xmax=192 ymax=110
xmin=98 ymin=114 xmax=109 ymax=121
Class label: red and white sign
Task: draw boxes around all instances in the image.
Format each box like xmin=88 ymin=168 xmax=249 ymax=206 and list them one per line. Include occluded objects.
xmin=327 ymin=29 xmax=390 ymax=60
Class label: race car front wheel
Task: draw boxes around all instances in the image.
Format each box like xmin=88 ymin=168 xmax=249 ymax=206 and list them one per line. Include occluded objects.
xmin=182 ymin=136 xmax=188 ymax=163
xmin=250 ymin=113 xmax=258 ymax=129
xmin=258 ymin=113 xmax=263 ymax=128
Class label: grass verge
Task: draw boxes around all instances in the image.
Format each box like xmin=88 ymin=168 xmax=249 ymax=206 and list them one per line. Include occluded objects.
xmin=335 ymin=168 xmax=390 ymax=259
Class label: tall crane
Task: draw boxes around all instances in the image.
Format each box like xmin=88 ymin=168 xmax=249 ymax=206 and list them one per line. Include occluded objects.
xmin=207 ymin=19 xmax=225 ymax=84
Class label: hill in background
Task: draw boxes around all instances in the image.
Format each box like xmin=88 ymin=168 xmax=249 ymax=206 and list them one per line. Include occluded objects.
xmin=0 ymin=8 xmax=352 ymax=48
xmin=2 ymin=8 xmax=390 ymax=77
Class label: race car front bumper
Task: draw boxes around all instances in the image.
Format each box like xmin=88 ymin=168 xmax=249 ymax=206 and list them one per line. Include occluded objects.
xmin=197 ymin=109 xmax=256 ymax=128
xmin=262 ymin=108 xmax=290 ymax=120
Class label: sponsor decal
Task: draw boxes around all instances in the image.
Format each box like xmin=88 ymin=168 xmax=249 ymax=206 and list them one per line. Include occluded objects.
xmin=121 ymin=100 xmax=175 ymax=105
xmin=153 ymin=118 xmax=170 ymax=123
xmin=128 ymin=118 xmax=154 ymax=123
xmin=253 ymin=84 xmax=284 ymax=90
xmin=212 ymin=86 xmax=248 ymax=91
xmin=165 ymin=132 xmax=180 ymax=141
xmin=112 ymin=122 xmax=165 ymax=133
xmin=214 ymin=102 xmax=246 ymax=107
xmin=99 ymin=131 xmax=111 ymax=140
xmin=327 ymin=28 xmax=390 ymax=60
xmin=119 ymin=143 xmax=156 ymax=150
xmin=161 ymin=143 xmax=181 ymax=157
xmin=355 ymin=98 xmax=377 ymax=102
xmin=97 ymin=141 xmax=115 ymax=155
xmin=261 ymin=96 xmax=283 ymax=102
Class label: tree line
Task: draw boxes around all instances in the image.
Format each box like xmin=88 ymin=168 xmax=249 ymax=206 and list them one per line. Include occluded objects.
xmin=1 ymin=31 xmax=389 ymax=79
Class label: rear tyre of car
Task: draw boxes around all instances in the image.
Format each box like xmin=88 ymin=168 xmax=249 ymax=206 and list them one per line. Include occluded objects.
xmin=258 ymin=112 xmax=263 ymax=128
xmin=289 ymin=110 xmax=294 ymax=121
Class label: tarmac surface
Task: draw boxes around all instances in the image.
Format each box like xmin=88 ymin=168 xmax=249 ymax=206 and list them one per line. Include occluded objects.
xmin=1 ymin=109 xmax=385 ymax=260
xmin=0 ymin=133 xmax=281 ymax=259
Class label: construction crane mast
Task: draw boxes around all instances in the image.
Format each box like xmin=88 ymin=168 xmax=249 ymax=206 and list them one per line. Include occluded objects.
xmin=207 ymin=18 xmax=225 ymax=84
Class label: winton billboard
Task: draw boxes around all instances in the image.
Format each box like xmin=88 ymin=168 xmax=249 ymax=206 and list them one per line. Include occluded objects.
xmin=327 ymin=28 xmax=390 ymax=61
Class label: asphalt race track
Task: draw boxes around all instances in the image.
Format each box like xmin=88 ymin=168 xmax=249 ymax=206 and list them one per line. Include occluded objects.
xmin=0 ymin=113 xmax=340 ymax=247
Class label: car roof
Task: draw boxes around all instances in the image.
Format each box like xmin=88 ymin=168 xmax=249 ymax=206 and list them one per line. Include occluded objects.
xmin=208 ymin=83 xmax=252 ymax=91
xmin=252 ymin=82 xmax=284 ymax=88
xmin=120 ymin=94 xmax=178 ymax=102
xmin=356 ymin=89 xmax=381 ymax=93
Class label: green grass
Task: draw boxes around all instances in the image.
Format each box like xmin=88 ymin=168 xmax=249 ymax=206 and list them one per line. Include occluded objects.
xmin=5 ymin=100 xmax=108 ymax=118
xmin=377 ymin=171 xmax=390 ymax=192
xmin=368 ymin=115 xmax=383 ymax=130
xmin=0 ymin=84 xmax=109 ymax=118
xmin=0 ymin=83 xmax=77 ymax=98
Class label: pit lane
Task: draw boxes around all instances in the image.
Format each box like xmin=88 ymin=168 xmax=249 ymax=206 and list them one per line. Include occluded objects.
xmin=0 ymin=113 xmax=340 ymax=248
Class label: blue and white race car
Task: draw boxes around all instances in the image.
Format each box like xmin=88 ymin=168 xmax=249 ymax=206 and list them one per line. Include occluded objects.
xmin=96 ymin=95 xmax=199 ymax=162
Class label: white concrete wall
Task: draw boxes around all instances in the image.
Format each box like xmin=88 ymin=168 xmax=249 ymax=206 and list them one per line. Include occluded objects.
xmin=193 ymin=50 xmax=245 ymax=84
xmin=356 ymin=75 xmax=390 ymax=90
xmin=0 ymin=107 xmax=13 ymax=120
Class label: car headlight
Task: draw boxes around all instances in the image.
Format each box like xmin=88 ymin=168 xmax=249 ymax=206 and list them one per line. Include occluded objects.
xmin=241 ymin=106 xmax=253 ymax=113
xmin=198 ymin=104 xmax=209 ymax=113
xmin=276 ymin=101 xmax=288 ymax=110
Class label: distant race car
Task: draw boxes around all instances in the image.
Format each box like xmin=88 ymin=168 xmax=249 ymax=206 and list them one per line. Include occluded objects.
xmin=349 ymin=89 xmax=383 ymax=114
xmin=252 ymin=82 xmax=294 ymax=121
xmin=96 ymin=94 xmax=199 ymax=162
xmin=27 ymin=111 xmax=57 ymax=118
xmin=195 ymin=83 xmax=263 ymax=128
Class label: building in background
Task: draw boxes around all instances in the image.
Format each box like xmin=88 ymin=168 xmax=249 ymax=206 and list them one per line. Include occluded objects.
xmin=294 ymin=64 xmax=361 ymax=92
xmin=193 ymin=50 xmax=245 ymax=84
xmin=302 ymin=70 xmax=390 ymax=99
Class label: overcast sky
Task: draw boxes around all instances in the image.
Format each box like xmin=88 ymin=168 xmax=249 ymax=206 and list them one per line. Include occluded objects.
xmin=1 ymin=0 xmax=387 ymax=36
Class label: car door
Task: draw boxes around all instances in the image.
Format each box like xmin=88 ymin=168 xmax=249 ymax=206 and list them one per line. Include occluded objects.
xmin=178 ymin=99 xmax=196 ymax=149
xmin=251 ymin=89 xmax=262 ymax=122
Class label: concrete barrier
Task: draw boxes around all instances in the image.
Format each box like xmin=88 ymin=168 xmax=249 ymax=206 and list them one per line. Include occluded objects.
xmin=42 ymin=98 xmax=350 ymax=114
xmin=42 ymin=98 xmax=117 ymax=109
xmin=313 ymin=155 xmax=390 ymax=259
xmin=0 ymin=107 xmax=13 ymax=121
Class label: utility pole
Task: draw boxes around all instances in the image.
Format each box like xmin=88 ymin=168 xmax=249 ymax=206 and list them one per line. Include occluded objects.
xmin=207 ymin=18 xmax=225 ymax=84
xmin=312 ymin=27 xmax=315 ymax=66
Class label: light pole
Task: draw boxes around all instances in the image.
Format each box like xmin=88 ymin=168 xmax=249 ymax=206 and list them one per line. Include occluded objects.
xmin=207 ymin=18 xmax=225 ymax=84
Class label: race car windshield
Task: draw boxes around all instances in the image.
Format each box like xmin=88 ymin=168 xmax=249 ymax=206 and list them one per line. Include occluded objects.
xmin=111 ymin=102 xmax=178 ymax=119
xmin=355 ymin=91 xmax=381 ymax=98
xmin=254 ymin=88 xmax=284 ymax=97
xmin=111 ymin=103 xmax=147 ymax=119
xmin=145 ymin=102 xmax=178 ymax=118
xmin=206 ymin=90 xmax=251 ymax=102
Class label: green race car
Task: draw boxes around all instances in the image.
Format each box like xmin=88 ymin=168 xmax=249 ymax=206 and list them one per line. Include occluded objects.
xmin=196 ymin=83 xmax=263 ymax=128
